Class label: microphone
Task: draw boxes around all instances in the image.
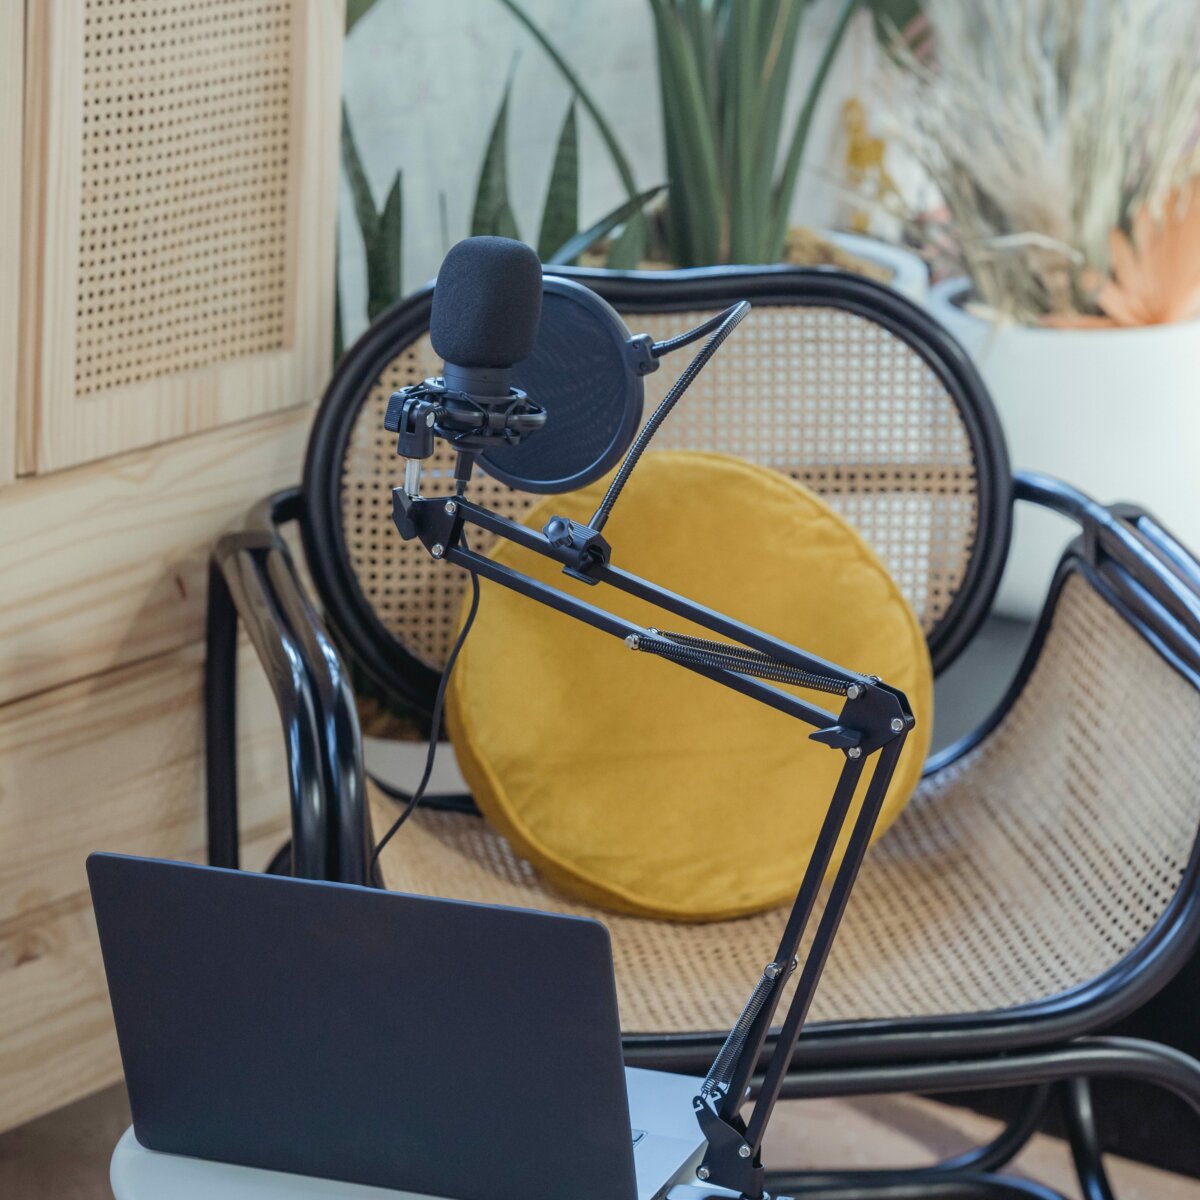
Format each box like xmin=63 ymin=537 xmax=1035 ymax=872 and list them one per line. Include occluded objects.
xmin=386 ymin=237 xmax=548 ymax=465
xmin=430 ymin=236 xmax=543 ymax=399
xmin=387 ymin=234 xmax=739 ymax=544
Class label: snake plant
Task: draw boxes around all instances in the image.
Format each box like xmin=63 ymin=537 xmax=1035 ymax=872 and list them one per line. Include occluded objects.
xmin=470 ymin=74 xmax=665 ymax=265
xmin=496 ymin=0 xmax=862 ymax=267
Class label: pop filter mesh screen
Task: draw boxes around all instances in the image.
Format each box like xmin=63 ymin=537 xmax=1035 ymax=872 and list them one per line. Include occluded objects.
xmin=479 ymin=283 xmax=642 ymax=492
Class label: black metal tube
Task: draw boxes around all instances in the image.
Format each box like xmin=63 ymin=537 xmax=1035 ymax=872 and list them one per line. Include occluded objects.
xmin=717 ymin=754 xmax=867 ymax=1125
xmin=263 ymin=549 xmax=371 ymax=885
xmin=455 ymin=498 xmax=864 ymax=686
xmin=1060 ymin=1079 xmax=1116 ymax=1200
xmin=745 ymin=736 xmax=908 ymax=1151
xmin=753 ymin=1037 xmax=1200 ymax=1114
xmin=765 ymin=1083 xmax=1051 ymax=1191
xmin=205 ymin=558 xmax=241 ymax=870
xmin=444 ymin=544 xmax=843 ymax=732
xmin=763 ymin=1175 xmax=1069 ymax=1200
xmin=1015 ymin=472 xmax=1200 ymax=643
xmin=218 ymin=546 xmax=330 ymax=879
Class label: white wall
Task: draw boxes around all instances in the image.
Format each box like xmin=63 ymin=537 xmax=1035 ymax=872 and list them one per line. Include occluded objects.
xmin=339 ymin=0 xmax=874 ymax=342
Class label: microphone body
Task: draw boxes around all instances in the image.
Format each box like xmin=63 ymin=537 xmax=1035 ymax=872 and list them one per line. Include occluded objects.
xmin=384 ymin=237 xmax=548 ymax=459
xmin=430 ymin=236 xmax=543 ymax=371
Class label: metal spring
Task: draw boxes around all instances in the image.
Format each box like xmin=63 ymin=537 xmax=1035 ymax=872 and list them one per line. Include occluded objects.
xmin=701 ymin=960 xmax=793 ymax=1099
xmin=635 ymin=630 xmax=854 ymax=696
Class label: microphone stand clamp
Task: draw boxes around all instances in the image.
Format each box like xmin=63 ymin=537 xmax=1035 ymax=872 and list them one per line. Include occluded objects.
xmin=542 ymin=516 xmax=611 ymax=584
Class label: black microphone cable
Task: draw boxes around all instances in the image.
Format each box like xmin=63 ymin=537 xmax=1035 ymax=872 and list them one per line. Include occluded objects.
xmin=589 ymin=300 xmax=750 ymax=533
xmin=369 ymin=553 xmax=482 ymax=884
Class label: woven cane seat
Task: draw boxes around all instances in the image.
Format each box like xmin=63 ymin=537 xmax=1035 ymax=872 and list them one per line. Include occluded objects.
xmin=374 ymin=573 xmax=1200 ymax=1033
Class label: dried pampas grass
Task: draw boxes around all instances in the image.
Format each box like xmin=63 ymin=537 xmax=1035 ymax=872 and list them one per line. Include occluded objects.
xmin=1045 ymin=180 xmax=1200 ymax=327
xmin=887 ymin=0 xmax=1200 ymax=325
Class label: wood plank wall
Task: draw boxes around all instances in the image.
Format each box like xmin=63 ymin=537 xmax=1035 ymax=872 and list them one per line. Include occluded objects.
xmin=0 ymin=0 xmax=343 ymax=1132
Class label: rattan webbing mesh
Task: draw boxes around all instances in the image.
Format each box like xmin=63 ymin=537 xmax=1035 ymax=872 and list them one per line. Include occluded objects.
xmin=374 ymin=575 xmax=1200 ymax=1033
xmin=76 ymin=0 xmax=292 ymax=397
xmin=340 ymin=307 xmax=978 ymax=672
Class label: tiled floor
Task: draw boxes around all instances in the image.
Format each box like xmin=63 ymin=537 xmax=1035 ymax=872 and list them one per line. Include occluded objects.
xmin=2 ymin=1079 xmax=1198 ymax=1199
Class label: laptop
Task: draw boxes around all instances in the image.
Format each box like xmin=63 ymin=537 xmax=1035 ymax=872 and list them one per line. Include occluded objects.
xmin=87 ymin=853 xmax=705 ymax=1200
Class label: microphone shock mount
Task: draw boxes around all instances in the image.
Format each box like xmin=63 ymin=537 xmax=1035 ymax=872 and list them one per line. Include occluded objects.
xmin=384 ymin=376 xmax=548 ymax=498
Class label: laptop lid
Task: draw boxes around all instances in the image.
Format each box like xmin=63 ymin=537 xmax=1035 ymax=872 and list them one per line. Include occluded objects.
xmin=87 ymin=853 xmax=639 ymax=1200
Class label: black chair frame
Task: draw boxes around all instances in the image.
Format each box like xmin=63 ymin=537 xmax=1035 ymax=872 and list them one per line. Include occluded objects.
xmin=205 ymin=268 xmax=1200 ymax=1200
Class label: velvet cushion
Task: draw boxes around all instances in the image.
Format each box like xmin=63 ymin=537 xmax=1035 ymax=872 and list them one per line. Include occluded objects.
xmin=446 ymin=451 xmax=933 ymax=920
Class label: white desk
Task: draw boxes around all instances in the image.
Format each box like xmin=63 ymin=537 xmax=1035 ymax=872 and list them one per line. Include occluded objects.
xmin=111 ymin=1127 xmax=428 ymax=1199
xmin=111 ymin=1067 xmax=712 ymax=1200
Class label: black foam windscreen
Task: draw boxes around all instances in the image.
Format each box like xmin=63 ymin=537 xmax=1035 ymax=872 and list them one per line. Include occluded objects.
xmin=429 ymin=237 xmax=543 ymax=368
xmin=478 ymin=276 xmax=646 ymax=494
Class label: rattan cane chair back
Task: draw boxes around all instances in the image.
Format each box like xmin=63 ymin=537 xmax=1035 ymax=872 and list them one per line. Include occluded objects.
xmin=302 ymin=268 xmax=1011 ymax=713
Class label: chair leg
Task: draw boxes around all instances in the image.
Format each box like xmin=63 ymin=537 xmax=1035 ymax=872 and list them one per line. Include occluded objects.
xmin=1060 ymin=1078 xmax=1116 ymax=1200
xmin=765 ymin=1084 xmax=1051 ymax=1196
xmin=773 ymin=1036 xmax=1200 ymax=1117
xmin=756 ymin=1037 xmax=1200 ymax=1200
xmin=205 ymin=558 xmax=240 ymax=869
xmin=763 ymin=1173 xmax=1069 ymax=1199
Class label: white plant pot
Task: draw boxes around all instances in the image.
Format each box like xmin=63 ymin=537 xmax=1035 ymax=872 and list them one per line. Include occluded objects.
xmin=928 ymin=278 xmax=1200 ymax=618
xmin=827 ymin=231 xmax=928 ymax=304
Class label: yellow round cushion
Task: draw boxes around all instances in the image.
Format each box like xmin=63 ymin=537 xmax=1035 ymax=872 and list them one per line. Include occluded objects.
xmin=446 ymin=451 xmax=933 ymax=921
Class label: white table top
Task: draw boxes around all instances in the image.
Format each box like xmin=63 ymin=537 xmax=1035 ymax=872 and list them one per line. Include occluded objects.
xmin=111 ymin=1127 xmax=437 ymax=1199
xmin=110 ymin=1067 xmax=706 ymax=1199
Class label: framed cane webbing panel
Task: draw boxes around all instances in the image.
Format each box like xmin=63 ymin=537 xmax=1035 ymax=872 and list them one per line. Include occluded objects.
xmin=0 ymin=0 xmax=22 ymax=485
xmin=19 ymin=0 xmax=341 ymax=475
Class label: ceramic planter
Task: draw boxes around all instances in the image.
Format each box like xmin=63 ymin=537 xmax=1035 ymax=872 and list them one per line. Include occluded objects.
xmin=928 ymin=278 xmax=1200 ymax=618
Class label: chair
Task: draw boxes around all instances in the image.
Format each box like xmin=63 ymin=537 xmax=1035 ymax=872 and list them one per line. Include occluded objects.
xmin=205 ymin=266 xmax=1200 ymax=1200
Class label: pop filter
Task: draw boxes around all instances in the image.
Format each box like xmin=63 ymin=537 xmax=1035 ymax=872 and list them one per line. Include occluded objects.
xmin=478 ymin=276 xmax=655 ymax=494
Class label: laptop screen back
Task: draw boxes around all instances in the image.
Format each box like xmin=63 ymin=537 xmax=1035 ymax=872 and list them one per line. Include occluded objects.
xmin=88 ymin=853 xmax=638 ymax=1200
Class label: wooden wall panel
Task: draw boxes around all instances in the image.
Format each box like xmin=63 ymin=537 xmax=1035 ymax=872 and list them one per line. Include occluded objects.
xmin=19 ymin=0 xmax=342 ymax=475
xmin=0 ymin=0 xmax=22 ymax=486
xmin=0 ymin=404 xmax=313 ymax=707
xmin=0 ymin=642 xmax=292 ymax=1131
xmin=0 ymin=0 xmax=345 ymax=1135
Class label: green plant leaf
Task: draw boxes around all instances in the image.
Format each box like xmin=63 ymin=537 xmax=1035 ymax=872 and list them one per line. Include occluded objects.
xmin=651 ymin=0 xmax=724 ymax=263
xmin=343 ymin=102 xmax=404 ymax=321
xmin=537 ymin=99 xmax=579 ymax=261
xmin=740 ymin=1 xmax=805 ymax=261
xmin=366 ymin=172 xmax=403 ymax=320
xmin=471 ymin=77 xmax=521 ymax=240
xmin=864 ymin=0 xmax=921 ymax=44
xmin=341 ymin=103 xmax=379 ymax=247
xmin=767 ymin=0 xmax=860 ymax=259
xmin=346 ymin=0 xmax=382 ymax=35
xmin=494 ymin=0 xmax=643 ymax=214
xmin=546 ymin=185 xmax=666 ymax=266
xmin=605 ymin=211 xmax=648 ymax=269
xmin=333 ymin=232 xmax=345 ymax=363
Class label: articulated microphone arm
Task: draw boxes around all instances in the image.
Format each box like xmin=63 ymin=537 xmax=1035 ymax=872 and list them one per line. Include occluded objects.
xmin=388 ymin=246 xmax=910 ymax=1197
xmin=390 ymin=473 xmax=913 ymax=1200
